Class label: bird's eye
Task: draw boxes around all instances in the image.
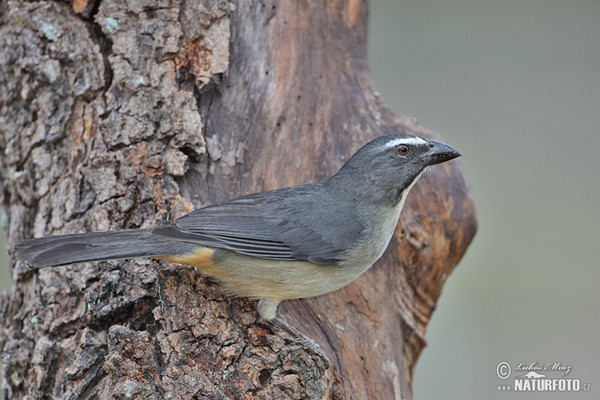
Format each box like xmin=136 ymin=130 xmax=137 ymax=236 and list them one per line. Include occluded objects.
xmin=396 ymin=145 xmax=409 ymax=155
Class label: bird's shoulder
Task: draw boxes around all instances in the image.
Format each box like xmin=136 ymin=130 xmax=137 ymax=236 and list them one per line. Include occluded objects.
xmin=158 ymin=183 xmax=365 ymax=264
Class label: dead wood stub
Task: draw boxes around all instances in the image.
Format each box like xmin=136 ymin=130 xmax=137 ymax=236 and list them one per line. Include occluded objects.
xmin=0 ymin=1 xmax=476 ymax=399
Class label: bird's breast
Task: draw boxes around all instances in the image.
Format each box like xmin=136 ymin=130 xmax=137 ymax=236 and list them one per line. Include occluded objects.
xmin=340 ymin=199 xmax=406 ymax=274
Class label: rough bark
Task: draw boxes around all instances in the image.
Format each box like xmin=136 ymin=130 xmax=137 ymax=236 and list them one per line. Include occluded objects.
xmin=0 ymin=1 xmax=477 ymax=399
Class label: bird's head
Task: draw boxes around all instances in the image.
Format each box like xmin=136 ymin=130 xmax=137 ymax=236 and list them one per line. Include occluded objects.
xmin=331 ymin=134 xmax=461 ymax=206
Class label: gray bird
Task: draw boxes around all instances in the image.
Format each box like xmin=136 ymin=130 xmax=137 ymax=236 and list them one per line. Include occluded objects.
xmin=16 ymin=134 xmax=460 ymax=320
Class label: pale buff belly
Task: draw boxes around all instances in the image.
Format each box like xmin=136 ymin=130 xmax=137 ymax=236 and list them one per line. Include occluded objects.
xmin=159 ymin=247 xmax=373 ymax=302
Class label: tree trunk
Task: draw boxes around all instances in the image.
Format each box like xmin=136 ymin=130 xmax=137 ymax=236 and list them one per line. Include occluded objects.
xmin=0 ymin=1 xmax=477 ymax=399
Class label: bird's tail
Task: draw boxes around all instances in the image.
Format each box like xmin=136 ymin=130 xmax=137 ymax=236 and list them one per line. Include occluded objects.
xmin=15 ymin=229 xmax=182 ymax=268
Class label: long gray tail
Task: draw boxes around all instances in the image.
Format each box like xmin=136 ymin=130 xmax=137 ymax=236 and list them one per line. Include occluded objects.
xmin=15 ymin=229 xmax=186 ymax=268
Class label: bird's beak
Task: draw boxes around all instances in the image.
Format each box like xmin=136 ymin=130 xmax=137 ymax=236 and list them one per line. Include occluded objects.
xmin=425 ymin=140 xmax=462 ymax=166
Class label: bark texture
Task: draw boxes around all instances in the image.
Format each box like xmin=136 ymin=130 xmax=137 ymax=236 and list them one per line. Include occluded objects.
xmin=0 ymin=0 xmax=477 ymax=399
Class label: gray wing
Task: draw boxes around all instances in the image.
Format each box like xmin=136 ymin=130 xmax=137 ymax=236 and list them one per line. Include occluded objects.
xmin=151 ymin=184 xmax=364 ymax=265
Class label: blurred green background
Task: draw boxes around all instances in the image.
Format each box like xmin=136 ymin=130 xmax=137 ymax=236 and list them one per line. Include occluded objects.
xmin=369 ymin=0 xmax=599 ymax=398
xmin=2 ymin=0 xmax=599 ymax=398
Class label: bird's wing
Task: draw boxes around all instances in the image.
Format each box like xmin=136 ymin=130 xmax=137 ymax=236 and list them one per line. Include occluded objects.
xmin=151 ymin=185 xmax=364 ymax=265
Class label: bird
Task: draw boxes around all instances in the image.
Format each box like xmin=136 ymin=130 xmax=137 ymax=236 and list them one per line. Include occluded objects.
xmin=16 ymin=133 xmax=460 ymax=321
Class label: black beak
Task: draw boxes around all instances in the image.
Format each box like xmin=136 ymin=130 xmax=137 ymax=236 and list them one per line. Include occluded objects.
xmin=426 ymin=140 xmax=462 ymax=166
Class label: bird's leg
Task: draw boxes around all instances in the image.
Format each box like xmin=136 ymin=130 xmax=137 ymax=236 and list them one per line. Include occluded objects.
xmin=257 ymin=299 xmax=329 ymax=368
xmin=270 ymin=316 xmax=330 ymax=369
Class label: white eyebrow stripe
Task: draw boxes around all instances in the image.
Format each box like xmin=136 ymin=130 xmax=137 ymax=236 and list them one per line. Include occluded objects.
xmin=383 ymin=137 xmax=428 ymax=149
